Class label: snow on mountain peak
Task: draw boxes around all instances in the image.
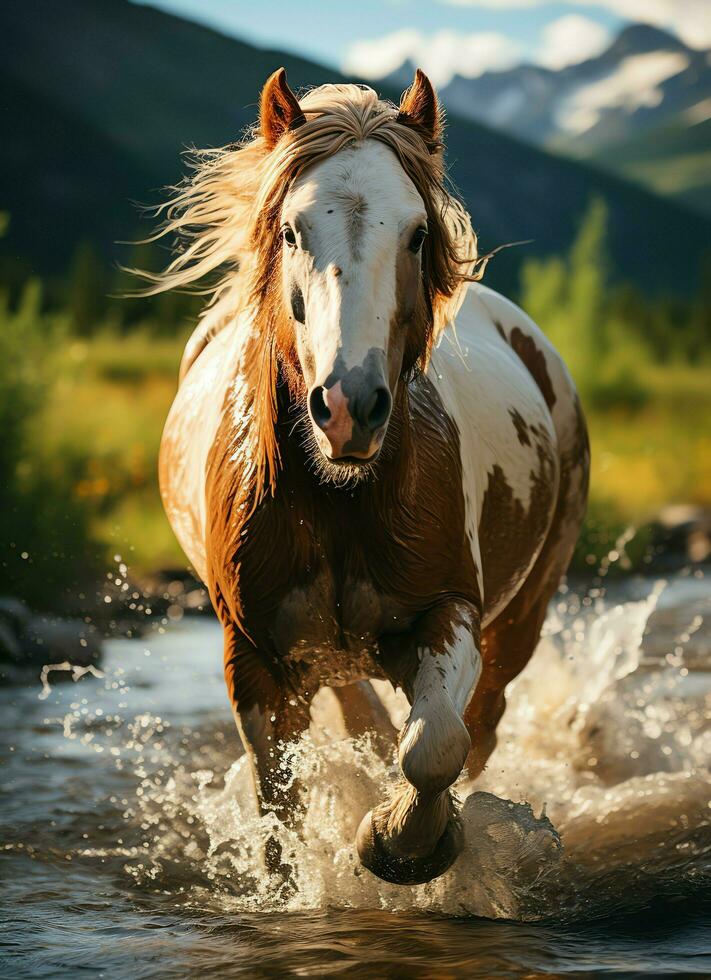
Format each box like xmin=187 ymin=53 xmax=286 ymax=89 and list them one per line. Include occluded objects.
xmin=556 ymin=51 xmax=691 ymax=135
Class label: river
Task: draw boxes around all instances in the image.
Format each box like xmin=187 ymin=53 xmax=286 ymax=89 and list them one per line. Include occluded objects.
xmin=1 ymin=571 xmax=710 ymax=977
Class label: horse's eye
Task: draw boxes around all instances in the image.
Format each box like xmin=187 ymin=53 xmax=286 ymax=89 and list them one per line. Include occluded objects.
xmin=409 ymin=226 xmax=427 ymax=254
xmin=282 ymin=225 xmax=297 ymax=248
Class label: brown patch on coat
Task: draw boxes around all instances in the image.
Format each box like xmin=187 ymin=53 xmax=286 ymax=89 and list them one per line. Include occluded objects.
xmin=509 ymin=407 xmax=531 ymax=447
xmin=478 ymin=435 xmax=558 ymax=617
xmin=556 ymin=391 xmax=590 ymax=549
xmin=508 ymin=327 xmax=557 ymax=411
xmin=465 ymin=381 xmax=590 ymax=780
xmin=389 ymin=245 xmax=430 ymax=383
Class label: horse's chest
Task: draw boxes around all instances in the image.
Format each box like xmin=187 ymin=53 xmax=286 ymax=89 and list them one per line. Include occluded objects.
xmin=269 ymin=569 xmax=415 ymax=687
xmin=235 ymin=398 xmax=477 ymax=685
xmin=239 ymin=505 xmax=427 ymax=686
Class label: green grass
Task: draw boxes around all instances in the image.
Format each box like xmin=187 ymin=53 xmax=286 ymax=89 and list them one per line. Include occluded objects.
xmin=587 ymin=362 xmax=711 ymax=521
xmin=30 ymin=326 xmax=189 ymax=576
xmin=80 ymin=329 xmax=184 ymax=382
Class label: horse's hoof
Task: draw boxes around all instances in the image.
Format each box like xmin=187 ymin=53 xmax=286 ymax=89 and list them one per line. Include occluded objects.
xmin=355 ymin=810 xmax=463 ymax=885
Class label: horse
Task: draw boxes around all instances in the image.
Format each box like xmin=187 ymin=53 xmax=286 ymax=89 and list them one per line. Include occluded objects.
xmin=148 ymin=68 xmax=589 ymax=886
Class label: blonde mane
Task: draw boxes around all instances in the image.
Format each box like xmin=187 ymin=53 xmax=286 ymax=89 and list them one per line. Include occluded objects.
xmin=141 ymin=82 xmax=484 ymax=500
xmin=135 ymin=83 xmax=480 ymax=334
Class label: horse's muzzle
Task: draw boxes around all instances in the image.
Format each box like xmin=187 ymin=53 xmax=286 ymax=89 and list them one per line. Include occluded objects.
xmin=308 ymin=379 xmax=391 ymax=460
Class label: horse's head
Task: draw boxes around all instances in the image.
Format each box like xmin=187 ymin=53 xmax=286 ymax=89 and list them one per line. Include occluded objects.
xmin=138 ymin=70 xmax=477 ymax=491
xmin=260 ymin=70 xmax=460 ymax=480
xmin=279 ymin=138 xmax=426 ymax=467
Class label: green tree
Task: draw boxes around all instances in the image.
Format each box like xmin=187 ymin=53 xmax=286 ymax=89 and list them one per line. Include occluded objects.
xmin=519 ymin=198 xmax=651 ymax=409
xmin=567 ymin=198 xmax=608 ymax=363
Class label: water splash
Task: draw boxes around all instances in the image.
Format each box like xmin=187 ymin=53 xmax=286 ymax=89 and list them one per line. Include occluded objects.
xmin=40 ymin=573 xmax=711 ymax=920
xmin=37 ymin=661 xmax=105 ymax=700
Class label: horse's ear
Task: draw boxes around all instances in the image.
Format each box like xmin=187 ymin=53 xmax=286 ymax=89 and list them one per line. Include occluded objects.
xmin=260 ymin=68 xmax=306 ymax=149
xmin=397 ymin=69 xmax=442 ymax=150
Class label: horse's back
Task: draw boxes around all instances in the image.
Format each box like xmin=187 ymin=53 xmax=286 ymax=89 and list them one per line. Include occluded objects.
xmin=464 ymin=284 xmax=587 ymax=452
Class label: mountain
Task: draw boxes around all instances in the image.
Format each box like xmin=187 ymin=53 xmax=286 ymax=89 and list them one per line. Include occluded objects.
xmin=1 ymin=1 xmax=710 ymax=296
xmin=0 ymin=0 xmax=339 ymax=273
xmin=590 ymin=105 xmax=711 ymax=215
xmin=429 ymin=24 xmax=711 ymax=215
xmin=0 ymin=66 xmax=154 ymax=278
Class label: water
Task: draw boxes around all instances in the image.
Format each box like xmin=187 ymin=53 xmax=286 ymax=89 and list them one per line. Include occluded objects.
xmin=1 ymin=572 xmax=710 ymax=977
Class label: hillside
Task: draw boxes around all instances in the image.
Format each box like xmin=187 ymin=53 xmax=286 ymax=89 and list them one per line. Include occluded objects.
xmin=0 ymin=68 xmax=154 ymax=274
xmin=591 ymin=113 xmax=711 ymax=215
xmin=412 ymin=24 xmax=711 ymax=215
xmin=1 ymin=0 xmax=710 ymax=295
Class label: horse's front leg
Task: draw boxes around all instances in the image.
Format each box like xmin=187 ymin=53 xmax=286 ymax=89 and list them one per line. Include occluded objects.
xmin=223 ymin=624 xmax=310 ymax=877
xmin=357 ymin=601 xmax=481 ymax=885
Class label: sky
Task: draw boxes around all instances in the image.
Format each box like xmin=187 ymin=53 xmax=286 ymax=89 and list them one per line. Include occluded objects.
xmin=133 ymin=0 xmax=710 ymax=86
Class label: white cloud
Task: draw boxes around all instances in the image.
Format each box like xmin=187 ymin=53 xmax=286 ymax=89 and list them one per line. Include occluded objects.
xmin=343 ymin=0 xmax=708 ymax=88
xmin=343 ymin=29 xmax=421 ymax=81
xmin=538 ymin=15 xmax=611 ymax=68
xmin=437 ymin=0 xmax=711 ymax=49
xmin=343 ymin=28 xmax=522 ymax=86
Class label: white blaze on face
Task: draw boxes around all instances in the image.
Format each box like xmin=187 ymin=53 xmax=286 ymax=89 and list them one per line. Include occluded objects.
xmin=280 ymin=140 xmax=426 ymax=389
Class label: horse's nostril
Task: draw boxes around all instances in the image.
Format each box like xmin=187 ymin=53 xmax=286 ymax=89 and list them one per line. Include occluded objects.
xmin=309 ymin=386 xmax=331 ymax=429
xmin=365 ymin=387 xmax=392 ymax=431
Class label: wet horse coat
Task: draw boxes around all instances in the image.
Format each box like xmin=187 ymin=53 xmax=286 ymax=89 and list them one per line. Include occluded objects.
xmin=157 ymin=71 xmax=589 ymax=885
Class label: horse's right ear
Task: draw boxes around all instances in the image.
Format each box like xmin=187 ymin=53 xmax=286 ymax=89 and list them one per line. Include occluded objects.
xmin=260 ymin=68 xmax=306 ymax=149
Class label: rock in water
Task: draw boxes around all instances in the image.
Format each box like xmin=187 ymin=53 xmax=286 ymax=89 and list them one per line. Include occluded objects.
xmin=0 ymin=596 xmax=102 ymax=684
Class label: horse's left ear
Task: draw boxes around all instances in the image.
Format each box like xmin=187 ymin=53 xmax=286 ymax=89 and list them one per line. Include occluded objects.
xmin=397 ymin=69 xmax=442 ymax=150
xmin=260 ymin=67 xmax=306 ymax=149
